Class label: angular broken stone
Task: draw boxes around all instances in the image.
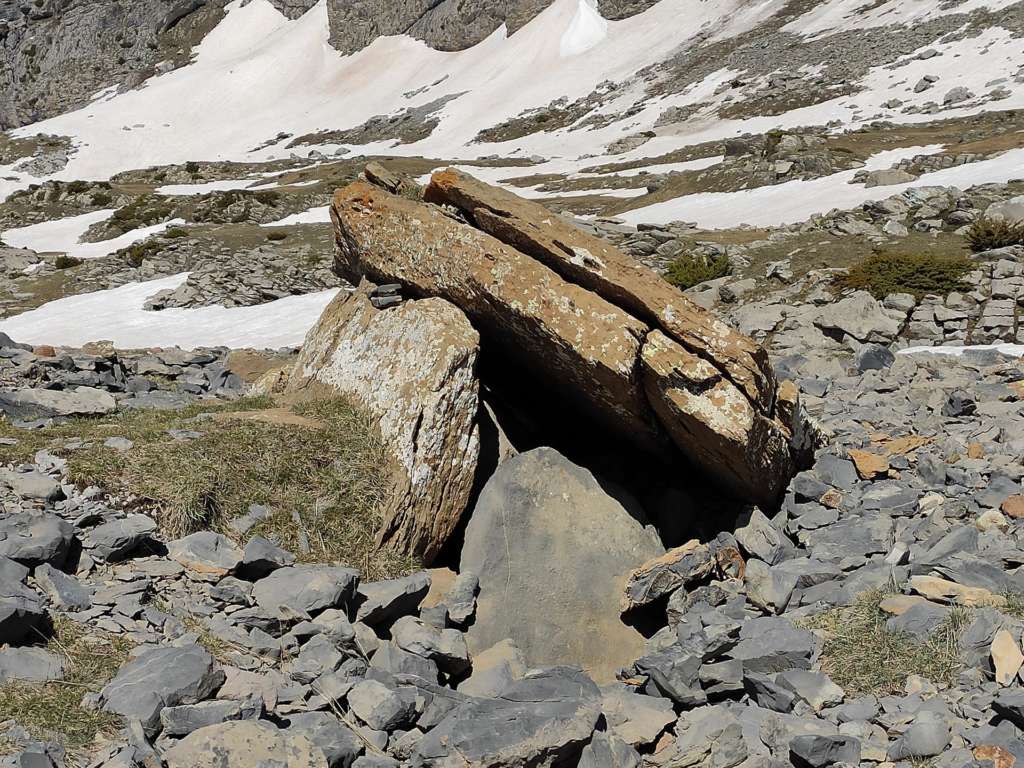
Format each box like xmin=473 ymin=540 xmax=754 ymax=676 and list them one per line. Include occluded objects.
xmin=414 ymin=667 xmax=601 ymax=768
xmin=34 ymin=563 xmax=91 ymax=610
xmin=622 ymin=540 xmax=715 ymax=612
xmin=355 ymin=571 xmax=431 ymax=628
xmin=87 ymin=514 xmax=159 ymax=562
xmin=251 ymin=565 xmax=359 ymax=619
xmin=0 ymin=646 xmax=64 ymax=683
xmin=346 ymin=679 xmax=416 ymax=732
xmin=991 ymin=629 xmax=1024 ymax=686
xmin=0 ymin=513 xmax=74 ymax=568
xmin=101 ymin=644 xmax=225 ymax=735
xmin=168 ymin=531 xmax=243 ymax=577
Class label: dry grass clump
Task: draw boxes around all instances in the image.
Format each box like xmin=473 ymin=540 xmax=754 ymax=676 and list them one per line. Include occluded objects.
xmin=0 ymin=397 xmax=415 ymax=580
xmin=802 ymin=590 xmax=970 ymax=696
xmin=0 ymin=616 xmax=131 ymax=750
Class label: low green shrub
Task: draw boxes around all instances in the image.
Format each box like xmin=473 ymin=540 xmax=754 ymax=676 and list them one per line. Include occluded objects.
xmin=54 ymin=255 xmax=82 ymax=269
xmin=966 ymin=216 xmax=1024 ymax=252
xmin=836 ymin=251 xmax=972 ymax=299
xmin=664 ymin=252 xmax=730 ymax=290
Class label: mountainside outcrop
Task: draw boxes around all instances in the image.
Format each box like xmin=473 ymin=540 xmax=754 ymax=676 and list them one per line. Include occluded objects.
xmin=0 ymin=0 xmax=226 ymax=129
xmin=0 ymin=0 xmax=662 ymax=128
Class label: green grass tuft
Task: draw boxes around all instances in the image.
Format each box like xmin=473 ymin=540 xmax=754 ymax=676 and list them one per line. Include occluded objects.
xmin=801 ymin=590 xmax=969 ymax=696
xmin=835 ymin=251 xmax=972 ymax=300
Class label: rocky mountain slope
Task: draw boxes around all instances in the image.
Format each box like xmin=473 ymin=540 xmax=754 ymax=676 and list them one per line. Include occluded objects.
xmin=1 ymin=0 xmax=1024 ymax=766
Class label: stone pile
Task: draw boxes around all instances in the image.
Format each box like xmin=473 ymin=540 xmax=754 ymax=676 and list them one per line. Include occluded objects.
xmin=326 ymin=168 xmax=806 ymax=521
xmin=0 ymin=336 xmax=244 ymax=425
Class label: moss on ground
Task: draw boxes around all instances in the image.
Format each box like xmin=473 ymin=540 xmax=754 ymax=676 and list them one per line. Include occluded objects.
xmin=835 ymin=251 xmax=973 ymax=300
xmin=664 ymin=252 xmax=730 ymax=290
xmin=801 ymin=590 xmax=969 ymax=696
xmin=0 ymin=616 xmax=131 ymax=750
xmin=0 ymin=397 xmax=415 ymax=579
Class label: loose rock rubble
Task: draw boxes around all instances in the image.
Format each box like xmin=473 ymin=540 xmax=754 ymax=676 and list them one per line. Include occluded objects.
xmin=0 ymin=319 xmax=1022 ymax=767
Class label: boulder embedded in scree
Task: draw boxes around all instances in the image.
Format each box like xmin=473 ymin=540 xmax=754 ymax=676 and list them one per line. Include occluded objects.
xmin=460 ymin=447 xmax=664 ymax=683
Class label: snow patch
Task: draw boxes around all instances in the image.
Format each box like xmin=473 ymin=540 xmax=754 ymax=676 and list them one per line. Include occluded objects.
xmin=262 ymin=205 xmax=331 ymax=226
xmin=0 ymin=274 xmax=340 ymax=349
xmin=1 ymin=210 xmax=184 ymax=260
xmin=560 ymin=0 xmax=608 ymax=57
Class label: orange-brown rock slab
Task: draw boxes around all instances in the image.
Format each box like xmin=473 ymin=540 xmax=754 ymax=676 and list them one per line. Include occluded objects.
xmin=639 ymin=330 xmax=794 ymax=507
xmin=425 ymin=167 xmax=775 ymax=410
xmin=332 ymin=180 xmax=661 ymax=447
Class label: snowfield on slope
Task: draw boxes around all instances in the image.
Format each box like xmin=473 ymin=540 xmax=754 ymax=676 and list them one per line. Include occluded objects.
xmin=0 ymin=274 xmax=341 ymax=349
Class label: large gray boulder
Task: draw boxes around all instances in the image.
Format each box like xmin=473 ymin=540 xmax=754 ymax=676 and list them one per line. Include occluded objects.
xmin=86 ymin=514 xmax=159 ymax=562
xmin=0 ymin=513 xmax=74 ymax=568
xmin=460 ymin=448 xmax=663 ymax=683
xmin=414 ymin=667 xmax=602 ymax=768
xmin=100 ymin=644 xmax=225 ymax=735
xmin=0 ymin=386 xmax=115 ymax=421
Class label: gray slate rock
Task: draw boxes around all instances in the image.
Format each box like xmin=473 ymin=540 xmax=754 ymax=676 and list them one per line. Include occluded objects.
xmin=87 ymin=514 xmax=158 ymax=561
xmin=240 ymin=536 xmax=295 ymax=580
xmin=168 ymin=531 xmax=243 ymax=576
xmin=460 ymin=448 xmax=663 ymax=682
xmin=0 ymin=470 xmax=64 ymax=502
xmin=0 ymin=575 xmax=45 ymax=645
xmin=0 ymin=646 xmax=64 ymax=682
xmin=0 ymin=387 xmax=115 ymax=421
xmin=285 ymin=712 xmax=362 ymax=768
xmin=578 ymin=732 xmax=640 ymax=768
xmin=887 ymin=711 xmax=950 ymax=759
xmin=790 ymin=734 xmax=860 ymax=767
xmin=355 ymin=572 xmax=431 ymax=628
xmin=346 ymin=679 xmax=416 ymax=732
xmin=252 ymin=565 xmax=359 ymax=619
xmin=414 ymin=667 xmax=602 ymax=768
xmin=159 ymin=698 xmax=257 ymax=737
xmin=100 ymin=644 xmax=225 ymax=735
xmin=34 ymin=563 xmax=91 ymax=610
xmin=0 ymin=513 xmax=74 ymax=567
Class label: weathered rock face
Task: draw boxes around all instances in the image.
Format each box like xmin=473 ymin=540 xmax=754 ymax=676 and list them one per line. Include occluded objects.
xmin=331 ymin=174 xmax=799 ymax=506
xmin=425 ymin=167 xmax=774 ymax=410
xmin=287 ymin=284 xmax=480 ymax=562
xmin=460 ymin=447 xmax=664 ymax=682
xmin=333 ymin=180 xmax=658 ymax=449
xmin=323 ymin=0 xmax=659 ymax=55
